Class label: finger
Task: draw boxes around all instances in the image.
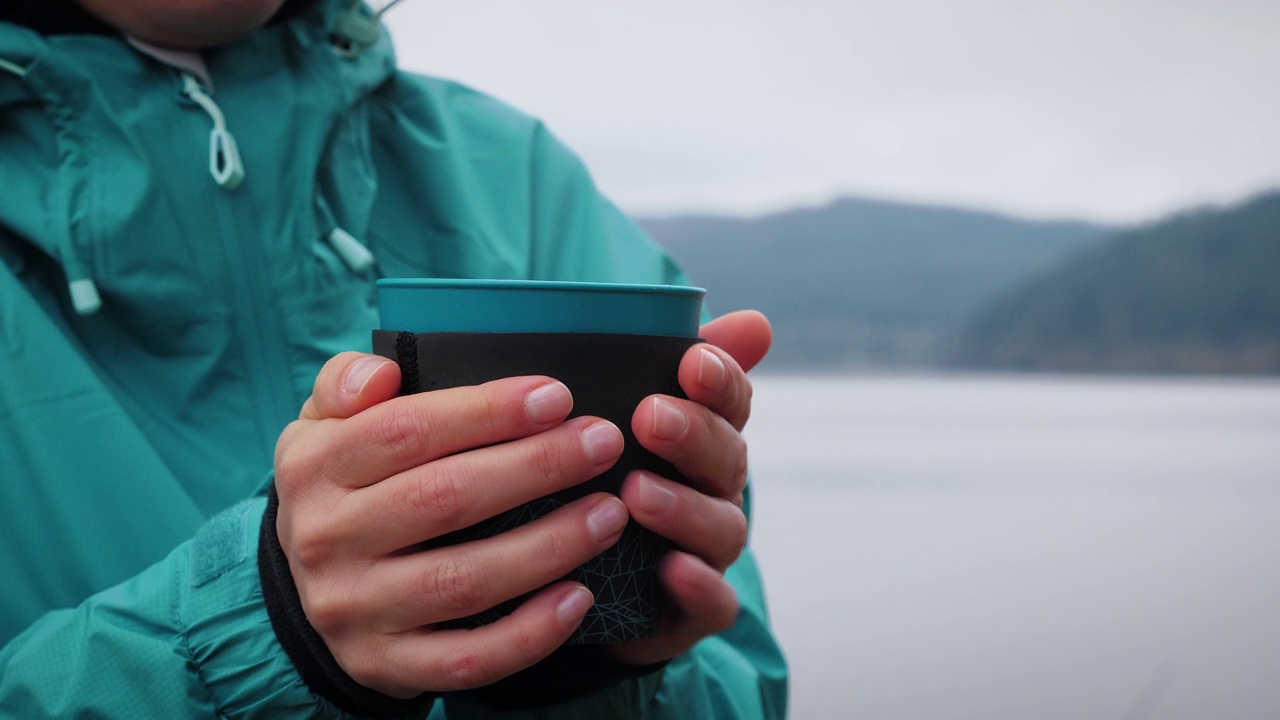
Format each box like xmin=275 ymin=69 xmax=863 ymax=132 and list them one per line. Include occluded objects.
xmin=620 ymin=471 xmax=747 ymax=572
xmin=301 ymin=352 xmax=402 ymax=421
xmin=677 ymin=343 xmax=753 ymax=431
xmin=632 ymin=395 xmax=748 ymax=500
xmin=345 ymin=581 xmax=594 ymax=697
xmin=281 ymin=353 xmax=401 ymax=470
xmin=299 ymin=375 xmax=576 ymax=490
xmin=608 ymin=552 xmax=739 ymax=667
xmin=342 ymin=417 xmax=624 ymax=555
xmin=698 ymin=310 xmax=772 ymax=374
xmin=354 ymin=493 xmax=628 ymax=631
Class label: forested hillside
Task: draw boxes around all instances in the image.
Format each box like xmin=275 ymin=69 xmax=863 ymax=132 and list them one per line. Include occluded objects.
xmin=951 ymin=192 xmax=1280 ymax=373
xmin=642 ymin=197 xmax=1110 ymax=369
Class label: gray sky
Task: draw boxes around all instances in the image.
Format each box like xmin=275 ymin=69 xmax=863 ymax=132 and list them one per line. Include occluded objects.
xmin=384 ymin=1 xmax=1280 ymax=222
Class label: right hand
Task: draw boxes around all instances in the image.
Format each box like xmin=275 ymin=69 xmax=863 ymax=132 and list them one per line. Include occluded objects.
xmin=273 ymin=352 xmax=629 ymax=697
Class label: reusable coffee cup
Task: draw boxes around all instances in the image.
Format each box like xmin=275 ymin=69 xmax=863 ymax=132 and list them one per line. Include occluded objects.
xmin=373 ymin=278 xmax=706 ymax=644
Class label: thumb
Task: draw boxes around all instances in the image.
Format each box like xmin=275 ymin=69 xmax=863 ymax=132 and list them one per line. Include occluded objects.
xmin=299 ymin=352 xmax=401 ymax=421
xmin=699 ymin=310 xmax=772 ymax=374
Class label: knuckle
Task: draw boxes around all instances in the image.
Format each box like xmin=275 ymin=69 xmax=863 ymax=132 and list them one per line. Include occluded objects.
xmin=527 ymin=436 xmax=567 ymax=481
xmin=288 ymin=533 xmax=328 ymax=571
xmin=342 ymin=660 xmax=381 ymax=691
xmin=274 ymin=426 xmax=320 ymax=495
xmin=285 ymin=520 xmax=339 ymax=572
xmin=405 ymin=467 xmax=470 ymax=530
xmin=443 ymin=645 xmax=491 ymax=690
xmin=724 ymin=507 xmax=749 ymax=566
xmin=375 ymin=402 xmax=431 ymax=463
xmin=301 ymin=586 xmax=352 ymax=637
xmin=341 ymin=642 xmax=394 ymax=691
xmin=430 ymin=555 xmax=485 ymax=616
xmin=542 ymin=526 xmax=575 ymax=569
xmin=471 ymin=387 xmax=510 ymax=439
xmin=274 ymin=421 xmax=301 ymax=469
xmin=508 ymin=622 xmax=547 ymax=666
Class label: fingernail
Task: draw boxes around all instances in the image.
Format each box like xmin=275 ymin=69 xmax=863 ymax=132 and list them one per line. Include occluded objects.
xmin=697 ymin=347 xmax=727 ymax=391
xmin=345 ymin=357 xmax=390 ymax=395
xmin=581 ymin=421 xmax=623 ymax=465
xmin=637 ymin=472 xmax=676 ymax=514
xmin=526 ymin=382 xmax=572 ymax=424
xmin=651 ymin=397 xmax=689 ymax=441
xmin=587 ymin=497 xmax=628 ymax=542
xmin=556 ymin=586 xmax=594 ymax=627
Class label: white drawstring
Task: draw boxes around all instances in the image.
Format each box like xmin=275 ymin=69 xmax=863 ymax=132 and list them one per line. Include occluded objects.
xmin=0 ymin=57 xmax=27 ymax=77
xmin=181 ymin=73 xmax=245 ymax=190
xmin=69 ymin=278 xmax=103 ymax=315
xmin=4 ymin=51 xmax=102 ymax=313
xmin=327 ymin=228 xmax=375 ymax=272
xmin=315 ymin=195 xmax=375 ymax=272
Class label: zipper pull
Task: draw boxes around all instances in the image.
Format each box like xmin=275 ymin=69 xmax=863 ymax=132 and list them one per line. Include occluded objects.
xmin=181 ymin=73 xmax=245 ymax=190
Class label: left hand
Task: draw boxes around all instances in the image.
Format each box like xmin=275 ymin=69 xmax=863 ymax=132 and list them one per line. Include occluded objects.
xmin=610 ymin=309 xmax=772 ymax=666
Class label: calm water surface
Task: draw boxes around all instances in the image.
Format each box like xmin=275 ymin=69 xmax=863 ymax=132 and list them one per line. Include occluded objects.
xmin=745 ymin=374 xmax=1280 ymax=720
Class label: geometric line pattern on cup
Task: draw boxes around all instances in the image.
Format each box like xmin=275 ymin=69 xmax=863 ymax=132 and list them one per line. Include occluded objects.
xmin=429 ymin=498 xmax=666 ymax=644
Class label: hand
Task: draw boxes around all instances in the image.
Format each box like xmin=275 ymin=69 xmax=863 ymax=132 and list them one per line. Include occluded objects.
xmin=273 ymin=354 xmax=631 ymax=697
xmin=611 ymin=310 xmax=773 ymax=666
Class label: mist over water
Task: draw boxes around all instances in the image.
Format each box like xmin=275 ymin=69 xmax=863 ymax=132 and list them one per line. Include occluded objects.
xmin=745 ymin=374 xmax=1280 ymax=719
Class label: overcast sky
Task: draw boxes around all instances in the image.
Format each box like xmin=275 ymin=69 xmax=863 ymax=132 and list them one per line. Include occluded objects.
xmin=384 ymin=1 xmax=1280 ymax=223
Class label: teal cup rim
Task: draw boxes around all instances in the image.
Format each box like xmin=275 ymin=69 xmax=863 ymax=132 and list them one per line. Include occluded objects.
xmin=377 ymin=278 xmax=706 ymax=336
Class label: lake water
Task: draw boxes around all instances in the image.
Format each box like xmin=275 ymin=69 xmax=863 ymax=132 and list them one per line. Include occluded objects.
xmin=744 ymin=373 xmax=1280 ymax=720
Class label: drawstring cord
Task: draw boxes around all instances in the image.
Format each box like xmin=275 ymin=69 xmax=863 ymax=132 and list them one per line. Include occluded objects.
xmin=315 ymin=195 xmax=375 ymax=272
xmin=0 ymin=57 xmax=26 ymax=77
xmin=68 ymin=277 xmax=103 ymax=315
xmin=181 ymin=72 xmax=245 ymax=190
xmin=2 ymin=53 xmax=101 ymax=313
xmin=327 ymin=227 xmax=375 ymax=272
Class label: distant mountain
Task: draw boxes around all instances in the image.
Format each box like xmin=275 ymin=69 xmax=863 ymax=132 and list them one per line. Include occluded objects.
xmin=640 ymin=197 xmax=1113 ymax=369
xmin=951 ymin=192 xmax=1280 ymax=374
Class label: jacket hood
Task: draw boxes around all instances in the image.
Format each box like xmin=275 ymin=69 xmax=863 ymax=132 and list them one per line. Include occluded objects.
xmin=0 ymin=0 xmax=394 ymax=314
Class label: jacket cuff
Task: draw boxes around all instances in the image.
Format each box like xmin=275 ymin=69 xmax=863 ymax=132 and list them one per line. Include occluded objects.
xmin=258 ymin=485 xmax=439 ymax=718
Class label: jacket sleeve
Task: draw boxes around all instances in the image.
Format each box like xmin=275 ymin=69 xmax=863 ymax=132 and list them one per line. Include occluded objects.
xmin=0 ymin=495 xmax=367 ymax=718
xmin=0 ymin=249 xmax=361 ymax=717
xmin=437 ymin=122 xmax=789 ymax=719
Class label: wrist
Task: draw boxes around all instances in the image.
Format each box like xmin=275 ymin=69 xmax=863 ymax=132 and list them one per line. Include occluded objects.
xmin=258 ymin=484 xmax=439 ymax=718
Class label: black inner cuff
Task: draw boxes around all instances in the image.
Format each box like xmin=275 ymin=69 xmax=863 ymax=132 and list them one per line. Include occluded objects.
xmin=259 ymin=484 xmax=668 ymax=712
xmin=258 ymin=485 xmax=439 ymax=719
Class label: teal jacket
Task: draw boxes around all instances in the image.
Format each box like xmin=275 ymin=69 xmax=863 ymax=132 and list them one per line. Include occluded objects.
xmin=0 ymin=1 xmax=787 ymax=717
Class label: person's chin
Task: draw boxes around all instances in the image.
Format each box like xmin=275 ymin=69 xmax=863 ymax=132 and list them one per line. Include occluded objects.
xmin=76 ymin=0 xmax=288 ymax=48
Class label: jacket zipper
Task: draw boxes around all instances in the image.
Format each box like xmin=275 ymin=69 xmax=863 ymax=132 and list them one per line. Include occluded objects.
xmin=179 ymin=72 xmax=302 ymax=455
